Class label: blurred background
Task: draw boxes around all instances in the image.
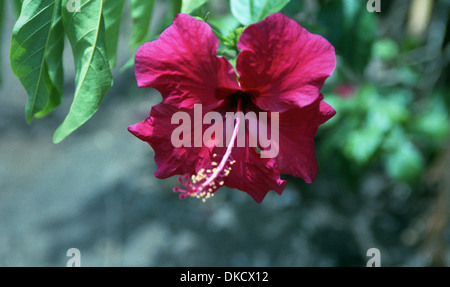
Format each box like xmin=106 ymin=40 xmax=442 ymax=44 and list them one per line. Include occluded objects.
xmin=0 ymin=0 xmax=449 ymax=266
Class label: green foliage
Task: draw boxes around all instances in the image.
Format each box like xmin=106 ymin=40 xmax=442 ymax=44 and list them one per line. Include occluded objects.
xmin=10 ymin=0 xmax=59 ymax=123
xmin=372 ymin=39 xmax=399 ymax=61
xmin=412 ymin=94 xmax=450 ymax=146
xmin=9 ymin=0 xmax=156 ymax=143
xmin=230 ymin=0 xmax=290 ymax=25
xmin=384 ymin=129 xmax=424 ymax=183
xmin=316 ymin=0 xmax=449 ymax=188
xmin=53 ymin=0 xmax=113 ymax=143
xmin=10 ymin=0 xmax=114 ymax=143
xmin=13 ymin=0 xmax=22 ymax=17
xmin=171 ymin=0 xmax=182 ymax=18
xmin=208 ymin=13 xmax=239 ymax=35
xmin=182 ymin=0 xmax=208 ymax=14
xmin=130 ymin=0 xmax=154 ymax=48
xmin=325 ymin=81 xmax=449 ymax=185
xmin=103 ymin=0 xmax=125 ymax=69
xmin=318 ymin=0 xmax=377 ymax=74
xmin=35 ymin=0 xmax=65 ymax=118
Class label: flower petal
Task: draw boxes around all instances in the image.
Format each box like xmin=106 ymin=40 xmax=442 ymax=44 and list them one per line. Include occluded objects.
xmin=128 ymin=102 xmax=213 ymax=179
xmin=222 ymin=146 xmax=286 ymax=203
xmin=237 ymin=13 xmax=336 ymax=112
xmin=135 ymin=13 xmax=240 ymax=109
xmin=273 ymin=95 xmax=336 ymax=182
xmin=129 ymin=99 xmax=287 ymax=203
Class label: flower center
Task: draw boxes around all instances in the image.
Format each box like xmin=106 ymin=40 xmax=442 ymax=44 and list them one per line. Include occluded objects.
xmin=173 ymin=97 xmax=243 ymax=201
xmin=229 ymin=91 xmax=252 ymax=109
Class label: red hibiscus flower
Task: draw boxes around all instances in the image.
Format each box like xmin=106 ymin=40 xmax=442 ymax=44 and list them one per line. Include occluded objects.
xmin=129 ymin=13 xmax=336 ymax=203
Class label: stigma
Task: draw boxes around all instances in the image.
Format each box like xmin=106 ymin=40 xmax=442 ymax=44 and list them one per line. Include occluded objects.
xmin=173 ymin=98 xmax=242 ymax=201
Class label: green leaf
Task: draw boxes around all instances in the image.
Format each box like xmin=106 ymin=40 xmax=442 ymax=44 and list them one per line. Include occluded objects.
xmin=181 ymin=0 xmax=207 ymax=14
xmin=208 ymin=14 xmax=240 ymax=36
xmin=372 ymin=38 xmax=399 ymax=61
xmin=10 ymin=0 xmax=59 ymax=123
xmin=171 ymin=0 xmax=182 ymax=17
xmin=54 ymin=0 xmax=113 ymax=143
xmin=36 ymin=0 xmax=65 ymax=118
xmin=385 ymin=140 xmax=424 ymax=183
xmin=103 ymin=0 xmax=124 ymax=68
xmin=13 ymin=0 xmax=22 ymax=18
xmin=376 ymin=89 xmax=412 ymax=124
xmin=344 ymin=103 xmax=392 ymax=164
xmin=230 ymin=0 xmax=290 ymax=26
xmin=130 ymin=0 xmax=154 ymax=47
xmin=318 ymin=0 xmax=376 ymax=74
xmin=413 ymin=96 xmax=450 ymax=142
xmin=395 ymin=66 xmax=420 ymax=87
